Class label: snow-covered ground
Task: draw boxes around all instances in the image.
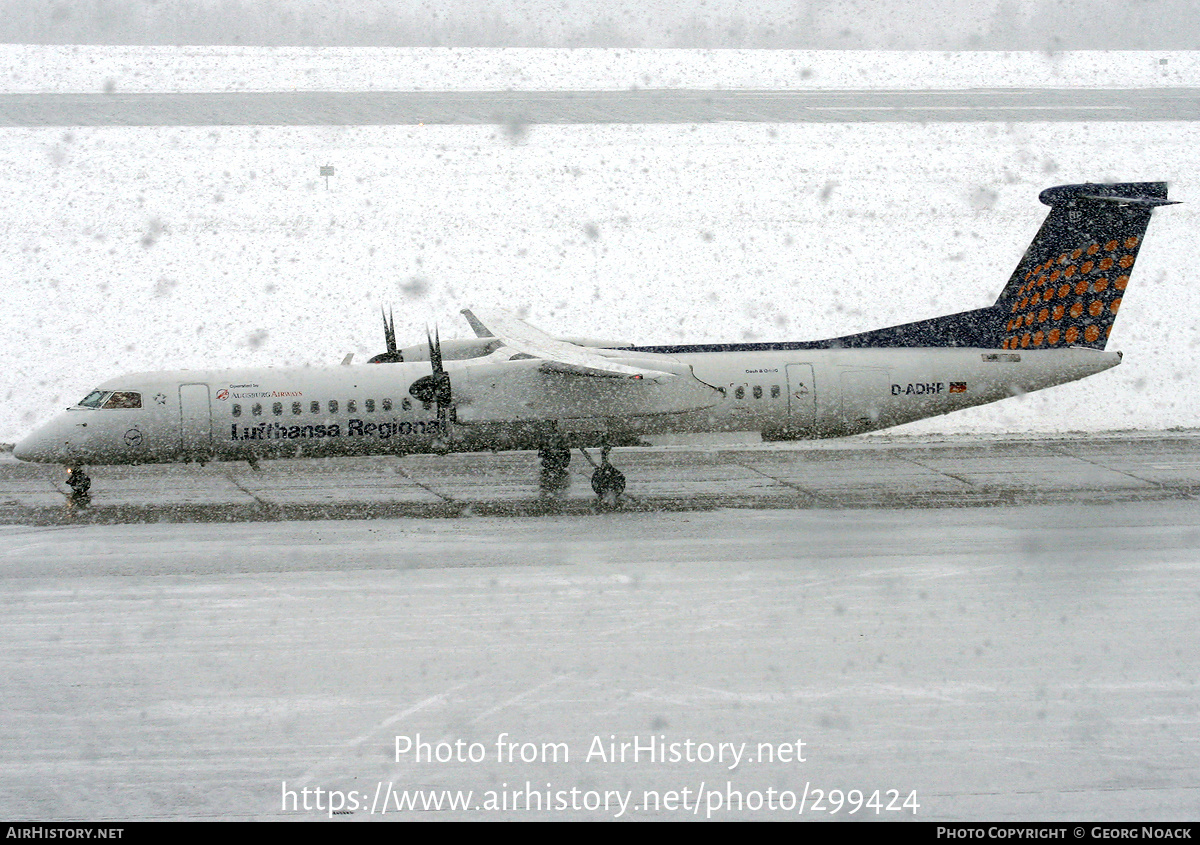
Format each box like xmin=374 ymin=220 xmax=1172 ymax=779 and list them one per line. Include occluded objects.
xmin=1 ymin=117 xmax=1194 ymax=443
xmin=1 ymin=46 xmax=1197 ymax=93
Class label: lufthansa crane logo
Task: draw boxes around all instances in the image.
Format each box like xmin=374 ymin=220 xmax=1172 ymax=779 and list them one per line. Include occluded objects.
xmin=124 ymin=428 xmax=144 ymax=447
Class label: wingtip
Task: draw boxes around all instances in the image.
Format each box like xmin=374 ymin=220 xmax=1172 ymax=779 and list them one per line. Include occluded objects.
xmin=460 ymin=308 xmax=494 ymax=338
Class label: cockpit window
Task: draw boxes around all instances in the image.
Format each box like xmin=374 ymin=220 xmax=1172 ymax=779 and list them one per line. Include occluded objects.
xmin=77 ymin=390 xmax=110 ymax=408
xmin=102 ymin=391 xmax=142 ymax=409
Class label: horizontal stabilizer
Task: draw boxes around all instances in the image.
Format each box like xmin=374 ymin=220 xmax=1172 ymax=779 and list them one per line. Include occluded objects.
xmin=1039 ymin=182 xmax=1179 ymax=208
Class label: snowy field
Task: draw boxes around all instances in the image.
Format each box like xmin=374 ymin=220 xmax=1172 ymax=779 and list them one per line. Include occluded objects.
xmin=1 ymin=46 xmax=1198 ymax=93
xmin=0 ymin=118 xmax=1195 ymax=443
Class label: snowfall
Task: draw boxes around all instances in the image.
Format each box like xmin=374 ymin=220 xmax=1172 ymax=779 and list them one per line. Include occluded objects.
xmin=0 ymin=47 xmax=1197 ymax=445
xmin=2 ymin=47 xmax=1200 ymax=822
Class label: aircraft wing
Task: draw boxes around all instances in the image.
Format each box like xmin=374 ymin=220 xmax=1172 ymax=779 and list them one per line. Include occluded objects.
xmin=461 ymin=310 xmax=494 ymax=338
xmin=461 ymin=308 xmax=676 ymax=381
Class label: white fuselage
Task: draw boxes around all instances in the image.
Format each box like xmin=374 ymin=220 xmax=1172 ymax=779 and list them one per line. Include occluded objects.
xmin=13 ymin=346 xmax=1121 ymax=466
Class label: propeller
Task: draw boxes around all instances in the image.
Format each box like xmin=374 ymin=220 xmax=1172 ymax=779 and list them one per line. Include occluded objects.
xmin=408 ymin=326 xmax=454 ymax=429
xmin=367 ymin=307 xmax=403 ymax=363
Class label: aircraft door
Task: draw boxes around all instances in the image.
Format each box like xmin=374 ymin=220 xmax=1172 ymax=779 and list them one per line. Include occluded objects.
xmin=179 ymin=383 xmax=213 ymax=457
xmin=786 ymin=364 xmax=816 ymax=428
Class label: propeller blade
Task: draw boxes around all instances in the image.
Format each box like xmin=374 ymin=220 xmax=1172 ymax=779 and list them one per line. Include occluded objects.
xmin=368 ymin=306 xmax=403 ymax=363
xmin=410 ymin=324 xmax=453 ymax=420
xmin=428 ymin=325 xmax=444 ymax=374
xmin=435 ymin=372 xmax=452 ymax=408
xmin=383 ymin=307 xmax=397 ymax=355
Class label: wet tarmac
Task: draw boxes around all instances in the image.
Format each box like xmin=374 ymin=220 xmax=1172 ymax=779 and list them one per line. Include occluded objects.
xmin=2 ymin=87 xmax=1199 ymax=126
xmin=2 ymin=433 xmax=1197 ymax=525
xmin=2 ymin=434 xmax=1199 ymax=820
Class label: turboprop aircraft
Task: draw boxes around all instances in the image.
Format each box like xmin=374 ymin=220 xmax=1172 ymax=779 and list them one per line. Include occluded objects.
xmin=13 ymin=182 xmax=1175 ymax=506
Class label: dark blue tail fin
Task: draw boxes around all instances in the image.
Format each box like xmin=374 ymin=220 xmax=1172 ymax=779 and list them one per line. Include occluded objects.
xmin=829 ymin=182 xmax=1174 ymax=350
xmin=996 ymin=182 xmax=1174 ymax=350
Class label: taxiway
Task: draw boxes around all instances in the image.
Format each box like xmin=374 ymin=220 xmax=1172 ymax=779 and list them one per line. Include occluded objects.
xmin=2 ymin=87 xmax=1199 ymax=125
xmin=2 ymin=433 xmax=1197 ymax=525
xmin=1 ymin=436 xmax=1198 ymax=820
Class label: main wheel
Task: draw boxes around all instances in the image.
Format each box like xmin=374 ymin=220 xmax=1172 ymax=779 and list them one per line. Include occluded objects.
xmin=538 ymin=439 xmax=572 ymax=497
xmin=591 ymin=464 xmax=626 ymax=498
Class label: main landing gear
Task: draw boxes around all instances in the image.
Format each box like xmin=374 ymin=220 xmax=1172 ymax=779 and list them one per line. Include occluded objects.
xmin=583 ymin=445 xmax=626 ymax=508
xmin=536 ymin=437 xmax=627 ymax=507
xmin=65 ymin=465 xmax=91 ymax=508
xmin=537 ymin=436 xmax=572 ymax=499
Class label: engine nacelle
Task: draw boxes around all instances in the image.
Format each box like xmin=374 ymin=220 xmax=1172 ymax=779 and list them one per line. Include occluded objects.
xmin=381 ymin=337 xmax=633 ymax=364
xmin=400 ymin=338 xmax=504 ymax=362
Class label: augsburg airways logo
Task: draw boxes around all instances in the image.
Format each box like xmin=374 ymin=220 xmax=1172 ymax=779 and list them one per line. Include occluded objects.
xmin=217 ymin=385 xmax=303 ymax=400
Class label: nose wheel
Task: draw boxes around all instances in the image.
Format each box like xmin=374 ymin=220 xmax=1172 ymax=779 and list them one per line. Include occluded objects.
xmin=65 ymin=465 xmax=91 ymax=508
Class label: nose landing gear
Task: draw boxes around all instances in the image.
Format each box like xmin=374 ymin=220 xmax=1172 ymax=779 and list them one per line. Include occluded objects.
xmin=65 ymin=465 xmax=91 ymax=508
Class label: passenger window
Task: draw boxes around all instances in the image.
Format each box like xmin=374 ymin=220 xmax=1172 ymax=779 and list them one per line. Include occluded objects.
xmin=347 ymin=400 xmax=357 ymax=414
xmin=771 ymin=385 xmax=780 ymax=398
xmin=103 ymin=391 xmax=142 ymax=409
xmin=292 ymin=402 xmax=302 ymax=415
xmin=752 ymin=386 xmax=763 ymax=400
xmin=272 ymin=402 xmax=283 ymax=416
xmin=402 ymin=398 xmax=412 ymax=411
xmin=232 ymin=404 xmax=242 ymax=417
xmin=382 ymin=398 xmax=393 ymax=412
xmin=310 ymin=401 xmax=320 ymax=414
xmin=735 ymin=387 xmax=745 ymax=400
xmin=329 ymin=400 xmax=338 ymax=414
xmin=365 ymin=399 xmax=375 ymax=413
xmin=252 ymin=403 xmax=263 ymax=416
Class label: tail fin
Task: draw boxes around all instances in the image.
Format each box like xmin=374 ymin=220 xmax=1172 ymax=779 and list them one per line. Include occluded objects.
xmin=996 ymin=182 xmax=1175 ymax=350
xmin=825 ymin=182 xmax=1174 ymax=350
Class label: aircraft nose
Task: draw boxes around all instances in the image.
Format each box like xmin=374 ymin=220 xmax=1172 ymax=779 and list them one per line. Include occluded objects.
xmin=12 ymin=417 xmax=80 ymax=464
xmin=13 ymin=429 xmax=52 ymax=463
xmin=12 ymin=432 xmax=39 ymax=462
